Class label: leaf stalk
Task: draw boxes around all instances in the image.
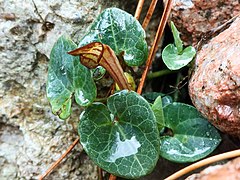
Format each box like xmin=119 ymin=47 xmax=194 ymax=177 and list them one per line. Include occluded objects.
xmin=147 ymin=69 xmax=175 ymax=79
xmin=38 ymin=137 xmax=80 ymax=180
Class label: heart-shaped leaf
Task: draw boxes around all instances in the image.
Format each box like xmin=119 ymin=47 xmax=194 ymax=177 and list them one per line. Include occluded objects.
xmin=46 ymin=36 xmax=97 ymax=119
xmin=78 ymin=7 xmax=148 ymax=66
xmin=160 ymin=103 xmax=221 ymax=163
xmin=162 ymin=44 xmax=196 ymax=70
xmin=79 ymin=90 xmax=159 ymax=178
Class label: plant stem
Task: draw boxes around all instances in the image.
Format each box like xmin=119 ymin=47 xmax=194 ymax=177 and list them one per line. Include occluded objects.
xmin=39 ymin=137 xmax=80 ymax=180
xmin=142 ymin=0 xmax=159 ymax=30
xmin=137 ymin=0 xmax=173 ymax=94
xmin=173 ymin=72 xmax=182 ymax=101
xmin=165 ymin=149 xmax=240 ymax=180
xmin=134 ymin=0 xmax=145 ymax=20
xmin=98 ymin=167 xmax=103 ymax=180
xmin=95 ymin=97 xmax=108 ymax=102
xmin=109 ymin=174 xmax=117 ymax=180
xmin=147 ymin=69 xmax=175 ymax=79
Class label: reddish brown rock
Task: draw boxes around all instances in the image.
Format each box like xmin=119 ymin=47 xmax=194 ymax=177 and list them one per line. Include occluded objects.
xmin=188 ymin=17 xmax=240 ymax=137
xmin=186 ymin=157 xmax=240 ymax=180
xmin=171 ymin=0 xmax=240 ymax=45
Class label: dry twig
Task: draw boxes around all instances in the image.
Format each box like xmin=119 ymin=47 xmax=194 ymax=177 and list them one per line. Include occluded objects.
xmin=109 ymin=174 xmax=117 ymax=180
xmin=39 ymin=138 xmax=80 ymax=180
xmin=137 ymin=0 xmax=173 ymax=94
xmin=98 ymin=167 xmax=103 ymax=180
xmin=142 ymin=0 xmax=158 ymax=29
xmin=165 ymin=149 xmax=240 ymax=180
xmin=134 ymin=0 xmax=145 ymax=20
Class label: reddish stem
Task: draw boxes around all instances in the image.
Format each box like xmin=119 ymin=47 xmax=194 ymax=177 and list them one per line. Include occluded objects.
xmin=165 ymin=149 xmax=240 ymax=180
xmin=98 ymin=167 xmax=103 ymax=180
xmin=137 ymin=0 xmax=173 ymax=94
xmin=142 ymin=0 xmax=159 ymax=30
xmin=109 ymin=174 xmax=117 ymax=180
xmin=134 ymin=0 xmax=145 ymax=20
xmin=39 ymin=137 xmax=80 ymax=180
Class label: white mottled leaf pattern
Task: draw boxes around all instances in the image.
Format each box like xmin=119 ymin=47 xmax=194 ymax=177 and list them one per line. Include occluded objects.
xmin=160 ymin=103 xmax=221 ymax=163
xmin=47 ymin=36 xmax=96 ymax=119
xmin=79 ymin=8 xmax=148 ymax=66
xmin=78 ymin=90 xmax=159 ymax=178
xmin=162 ymin=44 xmax=196 ymax=70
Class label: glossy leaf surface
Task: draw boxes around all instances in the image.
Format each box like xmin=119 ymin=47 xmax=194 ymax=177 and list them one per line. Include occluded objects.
xmin=142 ymin=92 xmax=173 ymax=106
xmin=91 ymin=66 xmax=106 ymax=80
xmin=152 ymin=96 xmax=165 ymax=131
xmin=79 ymin=8 xmax=148 ymax=66
xmin=160 ymin=103 xmax=221 ymax=163
xmin=47 ymin=36 xmax=96 ymax=119
xmin=79 ymin=90 xmax=159 ymax=178
xmin=162 ymin=44 xmax=196 ymax=70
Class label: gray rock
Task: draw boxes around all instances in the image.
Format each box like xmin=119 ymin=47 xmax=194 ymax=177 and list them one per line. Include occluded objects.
xmin=0 ymin=0 xmax=122 ymax=179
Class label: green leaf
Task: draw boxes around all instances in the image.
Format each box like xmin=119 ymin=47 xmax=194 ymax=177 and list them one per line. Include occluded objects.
xmin=47 ymin=35 xmax=97 ymax=119
xmin=162 ymin=44 xmax=196 ymax=70
xmin=160 ymin=103 xmax=221 ymax=163
xmin=79 ymin=90 xmax=159 ymax=179
xmin=91 ymin=66 xmax=106 ymax=80
xmin=59 ymin=98 xmax=72 ymax=119
xmin=161 ymin=96 xmax=173 ymax=108
xmin=79 ymin=7 xmax=148 ymax=66
xmin=142 ymin=92 xmax=173 ymax=107
xmin=152 ymin=96 xmax=165 ymax=131
xmin=171 ymin=21 xmax=183 ymax=53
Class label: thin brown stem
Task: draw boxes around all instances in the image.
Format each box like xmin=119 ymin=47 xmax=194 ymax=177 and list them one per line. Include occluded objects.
xmin=137 ymin=0 xmax=173 ymax=94
xmin=142 ymin=0 xmax=159 ymax=30
xmin=109 ymin=174 xmax=117 ymax=180
xmin=98 ymin=167 xmax=103 ymax=180
xmin=134 ymin=0 xmax=145 ymax=20
xmin=39 ymin=137 xmax=80 ymax=180
xmin=165 ymin=149 xmax=240 ymax=180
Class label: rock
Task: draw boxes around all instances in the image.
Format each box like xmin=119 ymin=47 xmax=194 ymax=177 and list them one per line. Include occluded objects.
xmin=189 ymin=17 xmax=240 ymax=137
xmin=171 ymin=0 xmax=240 ymax=45
xmin=0 ymin=0 xmax=123 ymax=179
xmin=186 ymin=157 xmax=240 ymax=180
